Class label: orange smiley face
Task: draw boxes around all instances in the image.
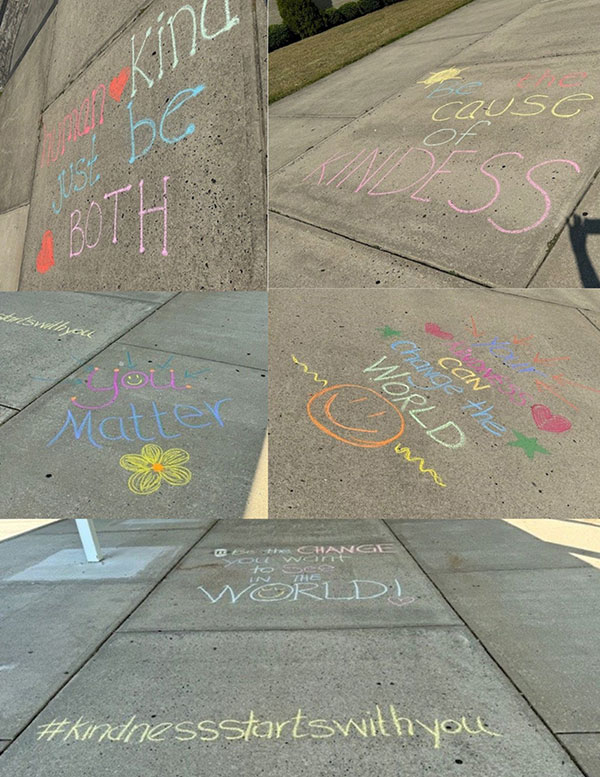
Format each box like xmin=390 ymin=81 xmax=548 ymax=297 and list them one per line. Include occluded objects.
xmin=306 ymin=384 xmax=405 ymax=448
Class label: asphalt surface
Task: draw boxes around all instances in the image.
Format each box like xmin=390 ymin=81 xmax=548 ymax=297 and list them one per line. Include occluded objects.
xmin=0 ymin=517 xmax=597 ymax=776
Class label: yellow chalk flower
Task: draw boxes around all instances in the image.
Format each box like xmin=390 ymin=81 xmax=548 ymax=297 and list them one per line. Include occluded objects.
xmin=119 ymin=444 xmax=191 ymax=495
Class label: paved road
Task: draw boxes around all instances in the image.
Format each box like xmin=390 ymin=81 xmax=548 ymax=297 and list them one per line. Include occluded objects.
xmin=0 ymin=518 xmax=597 ymax=775
xmin=268 ymin=287 xmax=600 ymax=518
xmin=0 ymin=291 xmax=267 ymax=519
xmin=269 ymin=0 xmax=600 ymax=288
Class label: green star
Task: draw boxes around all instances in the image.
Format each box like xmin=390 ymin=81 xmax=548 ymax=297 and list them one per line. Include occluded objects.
xmin=506 ymin=430 xmax=550 ymax=460
xmin=376 ymin=326 xmax=403 ymax=338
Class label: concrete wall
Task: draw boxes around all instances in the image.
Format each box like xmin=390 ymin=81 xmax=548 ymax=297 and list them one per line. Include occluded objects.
xmin=0 ymin=0 xmax=267 ymax=291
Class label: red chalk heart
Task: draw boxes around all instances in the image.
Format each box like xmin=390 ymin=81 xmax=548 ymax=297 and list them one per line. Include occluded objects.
xmin=36 ymin=230 xmax=54 ymax=274
xmin=531 ymin=404 xmax=572 ymax=434
xmin=109 ymin=66 xmax=130 ymax=102
xmin=425 ymin=322 xmax=454 ymax=340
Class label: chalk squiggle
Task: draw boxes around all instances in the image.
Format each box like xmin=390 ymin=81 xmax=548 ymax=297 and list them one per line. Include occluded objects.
xmin=394 ymin=445 xmax=447 ymax=487
xmin=291 ymin=355 xmax=328 ymax=387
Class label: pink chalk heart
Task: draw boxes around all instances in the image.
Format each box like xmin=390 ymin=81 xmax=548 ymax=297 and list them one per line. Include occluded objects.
xmin=425 ymin=322 xmax=453 ymax=340
xmin=531 ymin=404 xmax=572 ymax=434
xmin=109 ymin=67 xmax=130 ymax=102
xmin=36 ymin=230 xmax=54 ymax=274
xmin=388 ymin=595 xmax=416 ymax=607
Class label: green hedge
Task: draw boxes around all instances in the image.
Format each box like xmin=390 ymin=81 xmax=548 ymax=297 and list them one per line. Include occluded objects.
xmin=269 ymin=23 xmax=299 ymax=51
xmin=276 ymin=0 xmax=328 ymax=38
xmin=356 ymin=0 xmax=382 ymax=13
xmin=337 ymin=2 xmax=362 ymax=21
xmin=322 ymin=6 xmax=345 ymax=26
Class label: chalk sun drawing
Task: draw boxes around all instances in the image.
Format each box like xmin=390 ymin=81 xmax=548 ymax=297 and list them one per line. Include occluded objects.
xmin=418 ymin=67 xmax=467 ymax=87
xmin=119 ymin=444 xmax=191 ymax=495
xmin=307 ymin=385 xmax=405 ymax=448
xmin=394 ymin=445 xmax=447 ymax=487
xmin=291 ymin=354 xmax=328 ymax=386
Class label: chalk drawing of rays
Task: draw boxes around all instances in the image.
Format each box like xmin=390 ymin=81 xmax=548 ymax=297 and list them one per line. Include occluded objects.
xmin=418 ymin=67 xmax=467 ymax=87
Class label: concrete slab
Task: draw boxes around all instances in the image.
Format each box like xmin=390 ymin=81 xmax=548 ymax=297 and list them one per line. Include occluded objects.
xmin=389 ymin=0 xmax=541 ymax=44
xmin=0 ymin=292 xmax=161 ymax=409
xmin=270 ymin=55 xmax=599 ymax=287
xmin=0 ymin=581 xmax=151 ymax=738
xmin=459 ymin=0 xmax=600 ymax=64
xmin=10 ymin=0 xmax=55 ymax=71
xmin=44 ymin=0 xmax=150 ymax=103
xmin=121 ymin=519 xmax=460 ymax=630
xmin=269 ymin=211 xmax=477 ymax=288
xmin=268 ymin=288 xmax=600 ymax=519
xmin=0 ymin=17 xmax=54 ymax=212
xmin=559 ymin=735 xmax=600 ymax=777
xmin=386 ymin=519 xmax=590 ymax=572
xmin=0 ymin=205 xmax=30 ymax=291
xmin=269 ymin=116 xmax=351 ymax=173
xmin=271 ymin=32 xmax=483 ymax=119
xmin=0 ymin=341 xmax=267 ymax=520
xmin=18 ymin=0 xmax=266 ymax=291
xmin=0 ymin=741 xmax=10 ymax=754
xmin=430 ymin=566 xmax=600 ymax=732
xmin=533 ymin=178 xmax=600 ymax=288
xmin=0 ymin=628 xmax=585 ymax=776
xmin=0 ymin=526 xmax=202 ymax=580
xmin=118 ymin=292 xmax=268 ymax=369
xmin=6 ymin=545 xmax=181 ymax=581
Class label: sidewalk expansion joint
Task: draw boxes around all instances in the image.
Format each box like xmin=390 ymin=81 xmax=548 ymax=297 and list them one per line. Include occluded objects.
xmin=269 ymin=209 xmax=489 ymax=288
xmin=117 ymin=340 xmax=268 ymax=374
xmin=117 ymin=624 xmax=467 ymax=635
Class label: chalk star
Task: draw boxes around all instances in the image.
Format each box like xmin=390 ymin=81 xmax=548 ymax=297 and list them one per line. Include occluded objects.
xmin=376 ymin=326 xmax=403 ymax=338
xmin=418 ymin=67 xmax=467 ymax=87
xmin=506 ymin=430 xmax=550 ymax=460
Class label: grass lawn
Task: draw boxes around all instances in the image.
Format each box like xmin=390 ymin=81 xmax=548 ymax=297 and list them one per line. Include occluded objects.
xmin=269 ymin=0 xmax=476 ymax=103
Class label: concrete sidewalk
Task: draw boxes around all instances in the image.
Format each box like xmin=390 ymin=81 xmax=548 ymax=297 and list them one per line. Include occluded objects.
xmin=0 ymin=518 xmax=597 ymax=775
xmin=268 ymin=287 xmax=600 ymax=519
xmin=269 ymin=0 xmax=600 ymax=288
xmin=0 ymin=291 xmax=268 ymax=519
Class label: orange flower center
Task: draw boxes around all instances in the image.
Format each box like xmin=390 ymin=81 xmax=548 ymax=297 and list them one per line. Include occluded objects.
xmin=151 ymin=462 xmax=165 ymax=472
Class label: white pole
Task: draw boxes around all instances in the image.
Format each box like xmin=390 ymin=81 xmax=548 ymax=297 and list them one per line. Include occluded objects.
xmin=75 ymin=519 xmax=104 ymax=562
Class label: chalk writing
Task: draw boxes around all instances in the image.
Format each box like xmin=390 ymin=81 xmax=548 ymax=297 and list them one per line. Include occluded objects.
xmin=291 ymin=354 xmax=327 ymax=386
xmin=302 ymin=146 xmax=581 ymax=234
xmin=119 ymin=443 xmax=191 ymax=494
xmin=129 ymin=2 xmax=240 ymax=98
xmin=71 ymin=366 xmax=192 ymax=410
xmin=36 ymin=708 xmax=503 ymax=747
xmin=0 ymin=313 xmax=95 ymax=337
xmin=51 ymin=133 xmax=100 ymax=216
xmin=393 ymin=445 xmax=447 ymax=487
xmin=40 ymin=84 xmax=106 ymax=169
xmin=46 ymin=398 xmax=231 ymax=450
